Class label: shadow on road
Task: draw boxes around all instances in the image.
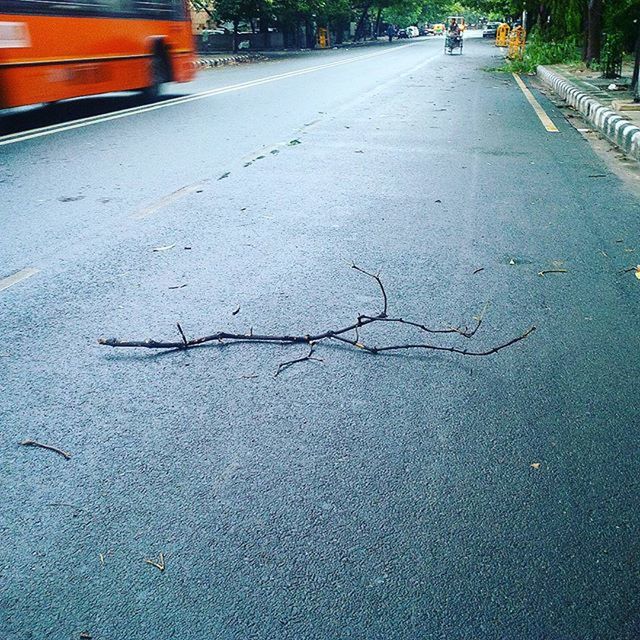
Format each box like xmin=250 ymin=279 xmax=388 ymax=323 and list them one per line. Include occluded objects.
xmin=0 ymin=91 xmax=187 ymax=136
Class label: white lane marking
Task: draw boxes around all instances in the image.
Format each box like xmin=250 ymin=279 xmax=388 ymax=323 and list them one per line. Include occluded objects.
xmin=0 ymin=43 xmax=419 ymax=147
xmin=238 ymin=51 xmax=441 ymax=167
xmin=0 ymin=267 xmax=39 ymax=292
xmin=128 ymin=47 xmax=441 ymax=220
xmin=132 ymin=180 xmax=207 ymax=219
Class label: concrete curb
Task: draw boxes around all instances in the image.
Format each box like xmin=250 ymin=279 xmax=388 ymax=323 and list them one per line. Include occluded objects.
xmin=194 ymin=54 xmax=265 ymax=69
xmin=537 ymin=65 xmax=640 ymax=161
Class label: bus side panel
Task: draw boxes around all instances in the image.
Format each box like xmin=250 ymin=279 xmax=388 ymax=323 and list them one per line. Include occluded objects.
xmin=0 ymin=58 xmax=150 ymax=107
xmin=170 ymin=51 xmax=195 ymax=83
xmin=0 ymin=14 xmax=195 ymax=108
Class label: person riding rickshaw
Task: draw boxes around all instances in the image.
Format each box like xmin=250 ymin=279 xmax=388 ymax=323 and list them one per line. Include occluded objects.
xmin=444 ymin=17 xmax=463 ymax=54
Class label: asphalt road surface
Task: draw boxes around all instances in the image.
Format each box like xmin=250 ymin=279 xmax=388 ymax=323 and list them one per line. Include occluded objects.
xmin=2 ymin=34 xmax=640 ymax=639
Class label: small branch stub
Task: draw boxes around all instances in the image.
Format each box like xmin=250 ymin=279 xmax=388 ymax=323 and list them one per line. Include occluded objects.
xmin=19 ymin=440 xmax=71 ymax=460
xmin=145 ymin=553 xmax=165 ymax=572
xmin=538 ymin=269 xmax=568 ymax=277
xmin=275 ymin=344 xmax=323 ymax=377
xmin=176 ymin=322 xmax=188 ymax=348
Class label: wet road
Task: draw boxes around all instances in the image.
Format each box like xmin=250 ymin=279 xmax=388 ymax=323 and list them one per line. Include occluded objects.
xmin=2 ymin=34 xmax=640 ymax=639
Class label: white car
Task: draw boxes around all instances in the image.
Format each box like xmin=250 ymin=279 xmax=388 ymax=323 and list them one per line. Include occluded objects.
xmin=407 ymin=26 xmax=419 ymax=38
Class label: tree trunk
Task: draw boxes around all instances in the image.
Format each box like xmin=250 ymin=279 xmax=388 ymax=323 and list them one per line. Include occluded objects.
xmin=259 ymin=12 xmax=270 ymax=49
xmin=233 ymin=17 xmax=239 ymax=52
xmin=585 ymin=0 xmax=602 ymax=65
xmin=633 ymin=23 xmax=640 ymax=101
xmin=353 ymin=3 xmax=371 ymax=42
xmin=373 ymin=6 xmax=382 ymax=39
xmin=305 ymin=17 xmax=315 ymax=48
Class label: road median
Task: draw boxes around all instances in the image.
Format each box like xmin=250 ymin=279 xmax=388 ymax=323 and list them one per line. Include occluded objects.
xmin=195 ymin=53 xmax=267 ymax=69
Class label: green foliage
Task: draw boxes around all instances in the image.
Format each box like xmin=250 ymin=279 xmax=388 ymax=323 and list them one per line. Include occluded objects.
xmin=198 ymin=0 xmax=640 ymax=59
xmin=598 ymin=32 xmax=624 ymax=77
xmin=605 ymin=0 xmax=640 ymax=51
xmin=501 ymin=31 xmax=582 ymax=73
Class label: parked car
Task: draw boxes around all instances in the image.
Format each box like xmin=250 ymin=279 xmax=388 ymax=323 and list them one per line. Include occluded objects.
xmin=407 ymin=26 xmax=419 ymax=38
xmin=482 ymin=22 xmax=501 ymax=38
xmin=397 ymin=28 xmax=408 ymax=39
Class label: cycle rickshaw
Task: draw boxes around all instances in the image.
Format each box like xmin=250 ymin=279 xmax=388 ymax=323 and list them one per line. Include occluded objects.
xmin=444 ymin=32 xmax=463 ymax=54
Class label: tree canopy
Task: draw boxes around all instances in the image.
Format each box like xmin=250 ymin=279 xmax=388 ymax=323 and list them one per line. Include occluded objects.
xmin=192 ymin=0 xmax=640 ymax=60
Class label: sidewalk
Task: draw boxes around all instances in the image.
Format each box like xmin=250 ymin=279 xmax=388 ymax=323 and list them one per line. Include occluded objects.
xmin=537 ymin=62 xmax=640 ymax=161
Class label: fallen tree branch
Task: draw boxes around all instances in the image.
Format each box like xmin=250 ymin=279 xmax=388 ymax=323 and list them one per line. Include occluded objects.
xmin=19 ymin=439 xmax=71 ymax=460
xmin=99 ymin=265 xmax=535 ymax=367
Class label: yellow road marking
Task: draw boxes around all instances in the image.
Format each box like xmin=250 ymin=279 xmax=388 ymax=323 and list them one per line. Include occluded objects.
xmin=513 ymin=73 xmax=559 ymax=133
xmin=0 ymin=267 xmax=39 ymax=292
xmin=0 ymin=43 xmax=419 ymax=148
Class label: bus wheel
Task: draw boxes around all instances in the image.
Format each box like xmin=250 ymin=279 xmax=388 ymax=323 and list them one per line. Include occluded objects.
xmin=143 ymin=50 xmax=168 ymax=100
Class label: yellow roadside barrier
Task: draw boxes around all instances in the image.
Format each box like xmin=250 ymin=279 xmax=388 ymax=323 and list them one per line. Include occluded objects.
xmin=507 ymin=25 xmax=526 ymax=60
xmin=317 ymin=27 xmax=330 ymax=48
xmin=495 ymin=23 xmax=510 ymax=47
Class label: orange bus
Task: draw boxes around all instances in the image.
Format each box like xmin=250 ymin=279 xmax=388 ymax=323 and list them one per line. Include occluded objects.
xmin=0 ymin=0 xmax=195 ymax=109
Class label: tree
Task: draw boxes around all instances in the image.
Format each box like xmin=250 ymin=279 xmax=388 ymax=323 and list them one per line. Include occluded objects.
xmin=190 ymin=0 xmax=216 ymax=22
xmin=215 ymin=0 xmax=268 ymax=50
xmin=585 ymin=0 xmax=602 ymax=64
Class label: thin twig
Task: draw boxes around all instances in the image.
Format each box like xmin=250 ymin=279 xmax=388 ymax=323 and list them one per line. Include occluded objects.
xmin=330 ymin=333 xmax=377 ymax=353
xmin=145 ymin=553 xmax=165 ymax=572
xmin=20 ymin=440 xmax=71 ymax=460
xmin=274 ymin=344 xmax=323 ymax=377
xmin=176 ymin=323 xmax=188 ymax=347
xmin=370 ymin=326 xmax=536 ymax=356
xmin=538 ymin=269 xmax=568 ymax=276
xmin=351 ymin=263 xmax=388 ymax=317
xmin=473 ymin=267 xmax=485 ymax=275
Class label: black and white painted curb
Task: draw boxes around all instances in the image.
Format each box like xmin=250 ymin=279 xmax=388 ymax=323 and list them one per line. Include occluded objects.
xmin=194 ymin=54 xmax=265 ymax=69
xmin=538 ymin=64 xmax=640 ymax=161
